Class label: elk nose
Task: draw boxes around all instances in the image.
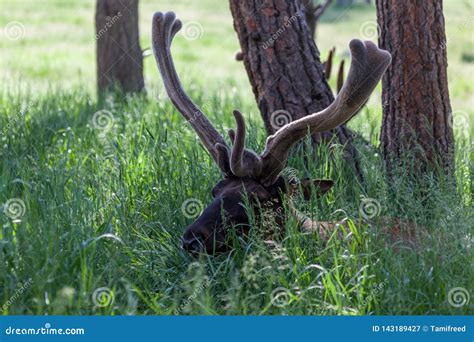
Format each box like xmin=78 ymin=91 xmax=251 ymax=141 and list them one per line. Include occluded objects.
xmin=182 ymin=236 xmax=204 ymax=255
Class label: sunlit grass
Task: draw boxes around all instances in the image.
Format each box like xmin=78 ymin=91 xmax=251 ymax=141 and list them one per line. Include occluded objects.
xmin=0 ymin=87 xmax=472 ymax=315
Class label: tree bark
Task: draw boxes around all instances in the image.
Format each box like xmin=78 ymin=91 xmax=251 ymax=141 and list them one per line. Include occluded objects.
xmin=96 ymin=0 xmax=144 ymax=93
xmin=229 ymin=0 xmax=364 ymax=180
xmin=376 ymin=0 xmax=454 ymax=174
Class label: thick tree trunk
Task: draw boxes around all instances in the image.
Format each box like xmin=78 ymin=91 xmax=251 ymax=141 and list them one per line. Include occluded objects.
xmin=95 ymin=0 xmax=144 ymax=93
xmin=229 ymin=0 xmax=363 ymax=180
xmin=376 ymin=0 xmax=454 ymax=174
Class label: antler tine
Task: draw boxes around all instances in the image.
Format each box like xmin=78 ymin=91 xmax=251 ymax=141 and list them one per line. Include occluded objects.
xmin=324 ymin=47 xmax=335 ymax=80
xmin=152 ymin=12 xmax=231 ymax=175
xmin=229 ymin=110 xmax=263 ymax=178
xmin=229 ymin=110 xmax=247 ymax=177
xmin=258 ymin=40 xmax=391 ymax=186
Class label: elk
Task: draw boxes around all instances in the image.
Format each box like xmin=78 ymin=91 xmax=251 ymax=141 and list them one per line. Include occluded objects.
xmin=152 ymin=12 xmax=391 ymax=256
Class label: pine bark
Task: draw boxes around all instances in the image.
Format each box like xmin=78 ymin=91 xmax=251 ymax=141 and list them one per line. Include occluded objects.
xmin=376 ymin=0 xmax=454 ymax=173
xmin=96 ymin=0 xmax=144 ymax=93
xmin=229 ymin=0 xmax=363 ymax=180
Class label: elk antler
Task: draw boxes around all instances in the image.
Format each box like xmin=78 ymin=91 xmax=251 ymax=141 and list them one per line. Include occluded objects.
xmin=226 ymin=110 xmax=263 ymax=178
xmin=153 ymin=12 xmax=391 ymax=186
xmin=258 ymin=40 xmax=391 ymax=185
xmin=152 ymin=12 xmax=232 ymax=175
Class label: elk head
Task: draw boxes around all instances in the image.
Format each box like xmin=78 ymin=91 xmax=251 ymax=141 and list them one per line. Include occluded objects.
xmin=152 ymin=12 xmax=391 ymax=256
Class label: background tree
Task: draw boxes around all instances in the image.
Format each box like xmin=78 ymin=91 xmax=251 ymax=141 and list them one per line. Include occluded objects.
xmin=301 ymin=0 xmax=333 ymax=39
xmin=229 ymin=0 xmax=364 ymax=180
xmin=96 ymin=0 xmax=144 ymax=93
xmin=376 ymin=0 xmax=454 ymax=174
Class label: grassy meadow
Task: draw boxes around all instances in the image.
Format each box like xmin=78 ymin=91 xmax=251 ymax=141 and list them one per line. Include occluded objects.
xmin=0 ymin=0 xmax=472 ymax=315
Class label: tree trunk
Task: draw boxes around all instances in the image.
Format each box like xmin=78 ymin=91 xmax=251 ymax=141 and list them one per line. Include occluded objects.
xmin=96 ymin=0 xmax=144 ymax=93
xmin=376 ymin=0 xmax=454 ymax=174
xmin=301 ymin=0 xmax=333 ymax=39
xmin=229 ymin=0 xmax=364 ymax=181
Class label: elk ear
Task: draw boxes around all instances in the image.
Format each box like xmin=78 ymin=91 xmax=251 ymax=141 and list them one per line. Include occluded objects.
xmin=290 ymin=178 xmax=333 ymax=200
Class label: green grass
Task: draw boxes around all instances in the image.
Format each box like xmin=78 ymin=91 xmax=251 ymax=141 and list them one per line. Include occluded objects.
xmin=0 ymin=0 xmax=473 ymax=315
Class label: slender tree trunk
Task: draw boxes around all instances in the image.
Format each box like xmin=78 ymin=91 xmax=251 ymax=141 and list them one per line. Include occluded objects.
xmin=376 ymin=0 xmax=454 ymax=174
xmin=301 ymin=0 xmax=333 ymax=39
xmin=96 ymin=0 xmax=144 ymax=93
xmin=301 ymin=0 xmax=317 ymax=38
xmin=229 ymin=0 xmax=363 ymax=180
